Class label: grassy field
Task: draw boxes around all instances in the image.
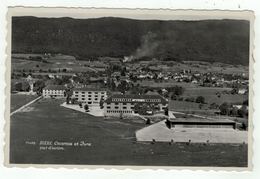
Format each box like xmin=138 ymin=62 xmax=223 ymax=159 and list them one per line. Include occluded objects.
xmin=138 ymin=81 xmax=247 ymax=106
xmin=10 ymin=94 xmax=38 ymax=112
xmin=182 ymin=87 xmax=248 ymax=105
xmin=11 ymin=53 xmax=100 ymax=73
xmin=10 ymin=98 xmax=247 ymax=166
xmin=132 ymin=60 xmax=248 ymax=75
xmin=137 ymin=79 xmax=198 ymax=88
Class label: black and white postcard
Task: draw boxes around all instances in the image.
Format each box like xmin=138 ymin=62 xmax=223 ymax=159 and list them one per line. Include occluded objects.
xmin=5 ymin=7 xmax=254 ymax=169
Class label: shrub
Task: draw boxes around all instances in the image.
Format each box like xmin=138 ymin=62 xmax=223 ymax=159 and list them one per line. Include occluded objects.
xmin=178 ymin=97 xmax=183 ymax=101
xmin=79 ymin=103 xmax=82 ymax=108
xmin=196 ymin=96 xmax=205 ymax=104
xmin=219 ymin=102 xmax=231 ymax=115
xmin=84 ymin=104 xmax=89 ymax=112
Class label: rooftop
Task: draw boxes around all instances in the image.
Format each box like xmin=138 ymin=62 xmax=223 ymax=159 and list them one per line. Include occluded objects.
xmin=168 ymin=117 xmax=235 ymax=124
xmin=73 ymin=87 xmax=107 ymax=92
xmin=136 ymin=120 xmax=247 ymax=143
xmin=43 ymin=85 xmax=66 ymax=90
xmin=104 ymin=94 xmax=168 ymax=104
xmin=145 ymin=91 xmax=160 ymax=95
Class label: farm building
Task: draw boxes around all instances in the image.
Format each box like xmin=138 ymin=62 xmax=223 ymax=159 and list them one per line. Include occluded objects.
xmin=72 ymin=87 xmax=107 ymax=106
xmin=104 ymin=94 xmax=168 ymax=117
xmin=42 ymin=85 xmax=66 ymax=98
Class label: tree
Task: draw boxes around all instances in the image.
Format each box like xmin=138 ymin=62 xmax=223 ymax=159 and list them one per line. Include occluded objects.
xmin=146 ymin=118 xmax=151 ymax=125
xmin=231 ymin=88 xmax=238 ymax=95
xmin=168 ymin=86 xmax=184 ymax=96
xmin=165 ymin=119 xmax=171 ymax=129
xmin=171 ymin=94 xmax=177 ymax=100
xmin=99 ymin=98 xmax=104 ymax=109
xmin=196 ymin=96 xmax=205 ymax=104
xmin=120 ymin=67 xmax=126 ymax=76
xmin=185 ymin=97 xmax=195 ymax=102
xmin=219 ymin=102 xmax=231 ymax=115
xmin=243 ymin=99 xmax=249 ymax=106
xmin=65 ymin=89 xmax=73 ymax=104
xmin=241 ymin=122 xmax=247 ymax=130
xmin=117 ymin=80 xmax=129 ymax=93
xmin=34 ymin=80 xmax=45 ymax=93
xmin=238 ymin=105 xmax=248 ymax=118
xmin=79 ymin=103 xmax=82 ymax=108
xmin=209 ymin=102 xmax=219 ymax=109
xmin=230 ymin=107 xmax=238 ymax=116
xmin=71 ymin=98 xmax=76 ymax=104
xmin=14 ymin=81 xmax=30 ymax=92
xmin=134 ymin=103 xmax=153 ymax=115
xmin=164 ymin=107 xmax=169 ymax=116
xmin=84 ymin=104 xmax=89 ymax=112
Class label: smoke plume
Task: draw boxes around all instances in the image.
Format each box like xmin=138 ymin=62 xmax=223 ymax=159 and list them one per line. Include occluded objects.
xmin=134 ymin=31 xmax=159 ymax=59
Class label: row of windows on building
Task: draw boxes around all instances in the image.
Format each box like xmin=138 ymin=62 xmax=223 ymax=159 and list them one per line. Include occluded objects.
xmin=111 ymin=98 xmax=161 ymax=103
xmin=44 ymin=91 xmax=64 ymax=94
xmin=44 ymin=90 xmax=64 ymax=93
xmin=173 ymin=124 xmax=233 ymax=128
xmin=106 ymin=106 xmax=134 ymax=110
xmin=44 ymin=94 xmax=64 ymax=97
xmin=106 ymin=102 xmax=162 ymax=106
xmin=74 ymin=94 xmax=105 ymax=98
xmin=106 ymin=110 xmax=133 ymax=114
xmin=107 ymin=102 xmax=137 ymax=105
xmin=74 ymin=91 xmax=106 ymax=94
xmin=76 ymin=98 xmax=100 ymax=101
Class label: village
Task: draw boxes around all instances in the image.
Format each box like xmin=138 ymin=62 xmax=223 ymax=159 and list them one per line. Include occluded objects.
xmin=11 ymin=53 xmax=249 ymax=145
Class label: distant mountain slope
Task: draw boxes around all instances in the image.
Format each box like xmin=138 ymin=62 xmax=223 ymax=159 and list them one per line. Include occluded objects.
xmin=12 ymin=16 xmax=250 ymax=65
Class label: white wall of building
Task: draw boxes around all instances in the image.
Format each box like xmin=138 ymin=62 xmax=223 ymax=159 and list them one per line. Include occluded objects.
xmin=42 ymin=89 xmax=66 ymax=98
xmin=72 ymin=90 xmax=107 ymax=106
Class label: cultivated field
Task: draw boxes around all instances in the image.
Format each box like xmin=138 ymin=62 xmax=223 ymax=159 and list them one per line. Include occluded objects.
xmin=10 ymin=98 xmax=247 ymax=166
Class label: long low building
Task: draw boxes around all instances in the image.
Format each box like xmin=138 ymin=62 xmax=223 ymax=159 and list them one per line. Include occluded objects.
xmin=166 ymin=117 xmax=237 ymax=129
xmin=72 ymin=87 xmax=107 ymax=106
xmin=42 ymin=85 xmax=66 ymax=98
xmin=104 ymin=94 xmax=168 ymax=117
xmin=136 ymin=120 xmax=247 ymax=144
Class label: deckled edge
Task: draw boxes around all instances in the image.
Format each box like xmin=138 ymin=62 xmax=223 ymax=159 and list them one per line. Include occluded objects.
xmin=3 ymin=7 xmax=255 ymax=171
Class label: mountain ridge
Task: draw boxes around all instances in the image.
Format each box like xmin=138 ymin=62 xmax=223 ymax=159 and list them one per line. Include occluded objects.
xmin=12 ymin=16 xmax=250 ymax=65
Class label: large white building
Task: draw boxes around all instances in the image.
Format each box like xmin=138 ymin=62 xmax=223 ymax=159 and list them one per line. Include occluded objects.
xmin=42 ymin=85 xmax=66 ymax=98
xmin=104 ymin=94 xmax=168 ymax=117
xmin=72 ymin=87 xmax=107 ymax=106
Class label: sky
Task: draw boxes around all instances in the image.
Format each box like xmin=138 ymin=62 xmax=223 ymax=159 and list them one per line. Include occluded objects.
xmin=8 ymin=7 xmax=254 ymax=21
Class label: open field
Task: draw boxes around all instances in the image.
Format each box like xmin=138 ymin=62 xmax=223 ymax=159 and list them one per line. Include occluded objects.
xmin=182 ymin=87 xmax=248 ymax=105
xmin=168 ymin=100 xmax=218 ymax=116
xmin=169 ymin=86 xmax=247 ymax=114
xmin=137 ymin=79 xmax=198 ymax=88
xmin=11 ymin=53 xmax=103 ymax=73
xmin=138 ymin=81 xmax=247 ymax=106
xmin=10 ymin=93 xmax=38 ymax=112
xmin=10 ymin=98 xmax=247 ymax=166
xmin=136 ymin=120 xmax=248 ymax=143
xmin=131 ymin=60 xmax=248 ymax=75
